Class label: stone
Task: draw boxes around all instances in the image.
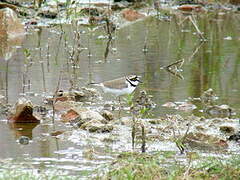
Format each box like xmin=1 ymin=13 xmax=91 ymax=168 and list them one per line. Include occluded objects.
xmin=228 ymin=131 xmax=240 ymax=141
xmin=62 ymin=107 xmax=113 ymax=133
xmin=79 ymin=7 xmax=103 ymax=16
xmin=47 ymin=88 xmax=100 ymax=104
xmin=162 ymin=101 xmax=196 ymax=111
xmin=50 ymin=130 xmax=64 ymax=137
xmin=219 ymin=125 xmax=235 ymax=134
xmin=177 ymin=4 xmax=203 ymax=12
xmin=0 ymin=8 xmax=25 ymax=38
xmin=8 ymin=98 xmax=40 ymax=123
xmin=148 ymin=119 xmax=162 ymax=124
xmin=77 ymin=109 xmax=107 ymax=125
xmin=229 ymin=0 xmax=240 ymax=5
xmin=0 ymin=8 xmax=25 ymax=60
xmin=205 ymin=104 xmax=232 ymax=118
xmin=54 ymin=100 xmax=82 ymax=111
xmin=177 ymin=102 xmax=197 ymax=111
xmin=185 ymin=132 xmax=228 ymax=150
xmin=25 ymin=19 xmax=38 ymax=26
xmin=45 ymin=90 xmax=74 ymax=105
xmin=81 ymin=119 xmax=113 ymax=133
xmin=34 ymin=105 xmax=47 ymax=115
xmin=122 ymin=9 xmax=145 ymax=21
xmin=38 ymin=5 xmax=58 ymax=18
xmin=0 ymin=3 xmax=17 ymax=11
xmin=70 ymin=88 xmax=100 ymax=102
xmin=61 ymin=108 xmax=80 ymax=122
xmin=195 ymin=125 xmax=206 ymax=131
xmin=101 ymin=110 xmax=114 ymax=121
xmin=103 ymin=103 xmax=116 ymax=111
xmin=62 ymin=108 xmax=107 ymax=125
xmin=162 ymin=102 xmax=177 ymax=108
xmin=18 ymin=136 xmax=30 ymax=145
xmin=201 ymin=89 xmax=218 ymax=104
xmin=111 ymin=2 xmax=131 ymax=10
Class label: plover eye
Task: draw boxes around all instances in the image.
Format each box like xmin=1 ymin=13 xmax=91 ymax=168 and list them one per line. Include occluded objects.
xmin=130 ymin=76 xmax=138 ymax=81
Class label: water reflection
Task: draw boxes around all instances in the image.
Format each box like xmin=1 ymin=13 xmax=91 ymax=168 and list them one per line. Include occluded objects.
xmin=0 ymin=35 xmax=24 ymax=61
xmin=8 ymin=122 xmax=39 ymax=139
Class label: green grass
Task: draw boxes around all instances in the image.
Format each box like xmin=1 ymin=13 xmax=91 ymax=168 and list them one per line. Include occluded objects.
xmin=97 ymin=152 xmax=240 ymax=180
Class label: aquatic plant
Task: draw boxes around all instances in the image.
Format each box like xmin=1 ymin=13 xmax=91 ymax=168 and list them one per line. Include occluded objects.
xmin=125 ymin=90 xmax=155 ymax=152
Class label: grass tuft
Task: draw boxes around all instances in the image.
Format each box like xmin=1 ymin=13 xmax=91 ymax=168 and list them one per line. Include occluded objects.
xmin=97 ymin=152 xmax=240 ymax=180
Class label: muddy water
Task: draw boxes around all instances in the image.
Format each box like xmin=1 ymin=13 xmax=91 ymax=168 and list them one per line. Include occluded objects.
xmin=0 ymin=13 xmax=240 ymax=176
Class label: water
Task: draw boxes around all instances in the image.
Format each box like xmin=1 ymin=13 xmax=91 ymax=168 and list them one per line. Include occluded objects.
xmin=0 ymin=12 xmax=240 ymax=176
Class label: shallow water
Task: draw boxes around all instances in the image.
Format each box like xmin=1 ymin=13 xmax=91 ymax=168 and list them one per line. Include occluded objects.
xmin=0 ymin=12 xmax=240 ymax=176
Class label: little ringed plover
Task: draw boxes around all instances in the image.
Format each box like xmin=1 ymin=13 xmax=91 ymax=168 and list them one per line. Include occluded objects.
xmin=91 ymin=75 xmax=142 ymax=96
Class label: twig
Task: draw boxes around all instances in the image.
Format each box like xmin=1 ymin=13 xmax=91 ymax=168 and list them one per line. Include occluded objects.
xmin=143 ymin=29 xmax=149 ymax=53
xmin=132 ymin=116 xmax=136 ymax=150
xmin=141 ymin=123 xmax=146 ymax=153
xmin=178 ymin=15 xmax=189 ymax=26
xmin=183 ymin=157 xmax=192 ymax=179
xmin=178 ymin=15 xmax=206 ymax=41
xmin=189 ymin=16 xmax=206 ymax=41
xmin=171 ymin=117 xmax=191 ymax=154
xmin=5 ymin=61 xmax=8 ymax=103
xmin=46 ymin=40 xmax=50 ymax=72
xmin=104 ymin=38 xmax=112 ymax=60
xmin=40 ymin=60 xmax=46 ymax=93
xmin=105 ymin=17 xmax=113 ymax=40
xmin=183 ymin=123 xmax=190 ymax=140
xmin=163 ymin=59 xmax=185 ymax=79
xmin=52 ymin=71 xmax=63 ymax=124
xmin=165 ymin=68 xmax=184 ymax=80
xmin=188 ymin=41 xmax=204 ymax=62
xmin=165 ymin=59 xmax=185 ymax=69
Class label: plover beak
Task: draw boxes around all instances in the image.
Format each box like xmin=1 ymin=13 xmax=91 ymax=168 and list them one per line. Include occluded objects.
xmin=135 ymin=75 xmax=143 ymax=83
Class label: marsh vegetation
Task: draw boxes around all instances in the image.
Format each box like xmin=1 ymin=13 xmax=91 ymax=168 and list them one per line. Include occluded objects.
xmin=0 ymin=0 xmax=240 ymax=179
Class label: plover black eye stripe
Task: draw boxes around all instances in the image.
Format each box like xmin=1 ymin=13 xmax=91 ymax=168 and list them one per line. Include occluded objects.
xmin=126 ymin=78 xmax=137 ymax=87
